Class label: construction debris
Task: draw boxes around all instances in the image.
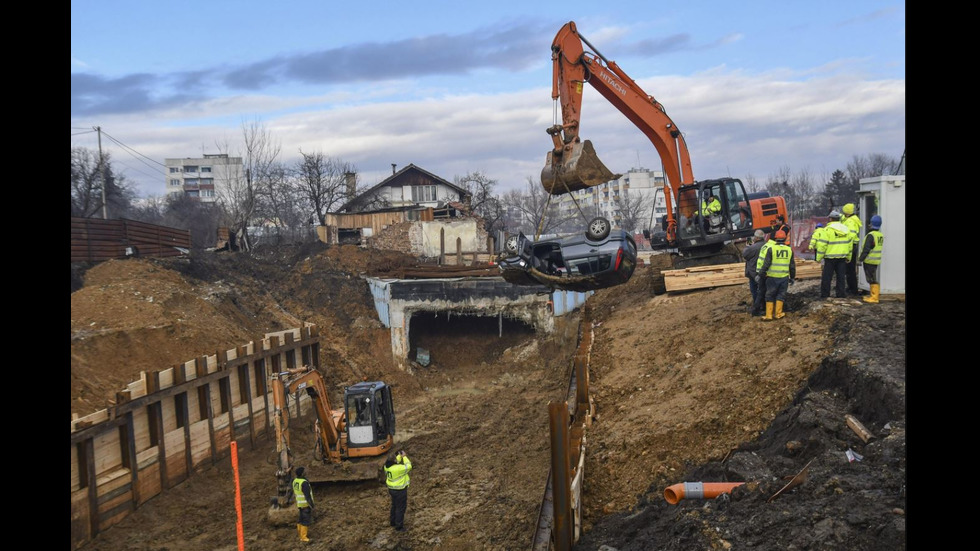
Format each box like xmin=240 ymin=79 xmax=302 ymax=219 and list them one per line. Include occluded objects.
xmin=845 ymin=414 xmax=875 ymax=443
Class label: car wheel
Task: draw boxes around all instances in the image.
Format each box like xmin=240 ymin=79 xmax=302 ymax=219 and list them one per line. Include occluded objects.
xmin=586 ymin=217 xmax=611 ymax=241
xmin=504 ymin=235 xmax=519 ymax=255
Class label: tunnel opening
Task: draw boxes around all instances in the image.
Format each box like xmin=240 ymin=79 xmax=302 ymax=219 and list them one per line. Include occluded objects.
xmin=408 ymin=310 xmax=536 ymax=368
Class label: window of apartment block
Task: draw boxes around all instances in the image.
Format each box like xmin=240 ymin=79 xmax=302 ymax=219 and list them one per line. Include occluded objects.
xmin=201 ymin=178 xmax=214 ymax=185
xmin=169 ymin=167 xmax=181 ymax=173
xmin=201 ymin=189 xmax=214 ymax=197
xmin=170 ymin=179 xmax=181 ymax=187
xmin=201 ymin=166 xmax=212 ymax=173
xmin=184 ymin=165 xmax=199 ymax=173
xmin=412 ymin=185 xmax=436 ymax=202
xmin=185 ymin=178 xmax=199 ymax=186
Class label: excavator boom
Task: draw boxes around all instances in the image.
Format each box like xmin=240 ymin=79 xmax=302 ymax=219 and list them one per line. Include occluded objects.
xmin=543 ymin=21 xmax=787 ymax=254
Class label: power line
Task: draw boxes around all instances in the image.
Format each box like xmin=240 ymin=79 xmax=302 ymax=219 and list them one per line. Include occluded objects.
xmin=100 ymin=130 xmax=167 ymax=169
xmin=72 ymin=126 xmax=170 ymax=196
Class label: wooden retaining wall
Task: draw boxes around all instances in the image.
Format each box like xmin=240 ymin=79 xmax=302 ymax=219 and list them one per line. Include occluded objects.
xmin=69 ymin=325 xmax=321 ymax=550
xmin=71 ymin=217 xmax=192 ymax=262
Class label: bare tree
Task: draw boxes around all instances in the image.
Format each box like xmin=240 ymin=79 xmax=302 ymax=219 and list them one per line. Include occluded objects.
xmin=128 ymin=195 xmax=167 ymax=225
xmin=501 ymin=176 xmax=577 ymax=237
xmin=788 ymin=166 xmax=816 ymax=221
xmin=846 ymin=153 xmax=899 ymax=188
xmin=613 ymin=188 xmax=652 ymax=233
xmin=295 ymin=150 xmax=358 ymax=224
xmin=741 ymin=173 xmax=762 ymax=195
xmin=217 ymin=119 xmax=281 ymax=251
xmin=162 ymin=194 xmax=223 ymax=250
xmin=70 ymin=147 xmax=135 ymax=219
xmin=254 ymin=161 xmax=296 ymax=245
xmin=765 ymin=165 xmax=792 ymax=198
xmin=455 ymin=171 xmax=504 ymax=233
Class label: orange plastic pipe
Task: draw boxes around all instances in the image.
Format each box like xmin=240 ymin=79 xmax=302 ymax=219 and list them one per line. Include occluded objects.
xmin=664 ymin=482 xmax=745 ymax=505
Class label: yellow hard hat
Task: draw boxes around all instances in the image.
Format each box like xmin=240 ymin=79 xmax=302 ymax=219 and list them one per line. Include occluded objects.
xmin=842 ymin=203 xmax=855 ymax=215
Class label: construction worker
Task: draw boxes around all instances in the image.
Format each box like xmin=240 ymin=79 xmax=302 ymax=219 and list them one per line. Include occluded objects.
xmin=743 ymin=229 xmax=767 ymax=316
xmin=385 ymin=450 xmax=412 ymax=532
xmin=757 ymin=229 xmax=796 ymax=320
xmin=841 ymin=203 xmax=863 ymax=295
xmin=766 ymin=214 xmax=791 ymax=242
xmin=817 ymin=211 xmax=852 ymax=299
xmin=701 ymin=194 xmax=722 ymax=233
xmin=292 ymin=466 xmax=315 ymax=543
xmin=807 ymin=223 xmax=826 ymax=257
xmin=859 ymin=215 xmax=884 ymax=303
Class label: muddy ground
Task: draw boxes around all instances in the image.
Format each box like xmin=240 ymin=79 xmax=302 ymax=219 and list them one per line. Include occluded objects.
xmin=70 ymin=242 xmax=906 ymax=550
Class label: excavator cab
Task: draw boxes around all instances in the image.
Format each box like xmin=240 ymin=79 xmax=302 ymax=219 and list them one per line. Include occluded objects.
xmin=663 ymin=178 xmax=757 ymax=266
xmin=343 ymin=382 xmax=395 ymax=450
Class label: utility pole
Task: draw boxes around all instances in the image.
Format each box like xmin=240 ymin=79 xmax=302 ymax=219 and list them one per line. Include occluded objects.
xmin=95 ymin=126 xmax=109 ymax=219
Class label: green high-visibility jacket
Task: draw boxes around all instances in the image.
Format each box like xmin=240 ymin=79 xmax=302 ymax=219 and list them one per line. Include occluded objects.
xmin=819 ymin=222 xmax=853 ymax=261
xmin=385 ymin=456 xmax=412 ymax=490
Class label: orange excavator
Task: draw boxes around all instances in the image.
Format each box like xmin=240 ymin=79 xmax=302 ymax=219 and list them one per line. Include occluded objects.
xmin=541 ymin=21 xmax=789 ymax=287
xmin=268 ymin=366 xmax=395 ymax=512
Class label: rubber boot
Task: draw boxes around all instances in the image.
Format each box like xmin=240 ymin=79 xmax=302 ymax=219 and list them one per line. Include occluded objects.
xmin=762 ymin=302 xmax=774 ymax=321
xmin=775 ymin=300 xmax=785 ymax=319
xmin=299 ymin=525 xmax=311 ymax=543
xmin=297 ymin=525 xmax=304 ymax=542
xmin=863 ymin=284 xmax=880 ymax=304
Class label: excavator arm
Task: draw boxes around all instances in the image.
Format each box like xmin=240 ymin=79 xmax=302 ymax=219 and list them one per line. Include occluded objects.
xmin=543 ymin=21 xmax=696 ymax=245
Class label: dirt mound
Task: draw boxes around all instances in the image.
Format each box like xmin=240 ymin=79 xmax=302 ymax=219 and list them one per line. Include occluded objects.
xmin=71 ymin=247 xmax=905 ymax=550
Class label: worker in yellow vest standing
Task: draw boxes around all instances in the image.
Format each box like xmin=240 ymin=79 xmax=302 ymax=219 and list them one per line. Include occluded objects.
xmin=841 ymin=203 xmax=863 ymax=295
xmin=859 ymin=215 xmax=884 ymax=303
xmin=817 ymin=211 xmax=852 ymax=299
xmin=385 ymin=450 xmax=412 ymax=532
xmin=292 ymin=466 xmax=315 ymax=543
xmin=757 ymin=230 xmax=796 ymax=320
xmin=807 ymin=223 xmax=826 ymax=258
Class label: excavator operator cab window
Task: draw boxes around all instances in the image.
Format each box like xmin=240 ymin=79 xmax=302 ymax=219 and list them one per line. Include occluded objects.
xmin=699 ymin=185 xmax=725 ymax=235
xmin=722 ymin=179 xmax=752 ymax=231
xmin=346 ymin=393 xmax=376 ymax=445
xmin=374 ymin=389 xmax=388 ymax=439
xmin=677 ymin=187 xmax=700 ymax=239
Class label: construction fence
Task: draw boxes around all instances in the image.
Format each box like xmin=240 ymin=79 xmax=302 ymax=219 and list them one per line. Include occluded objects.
xmin=69 ymin=325 xmax=321 ymax=550
xmin=71 ymin=217 xmax=192 ymax=263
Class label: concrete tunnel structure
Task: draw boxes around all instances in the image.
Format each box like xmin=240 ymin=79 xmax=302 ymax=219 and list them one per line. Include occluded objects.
xmin=364 ymin=276 xmax=591 ymax=366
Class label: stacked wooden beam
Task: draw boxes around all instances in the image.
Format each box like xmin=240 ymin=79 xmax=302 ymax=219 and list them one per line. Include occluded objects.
xmin=663 ymin=260 xmax=823 ymax=293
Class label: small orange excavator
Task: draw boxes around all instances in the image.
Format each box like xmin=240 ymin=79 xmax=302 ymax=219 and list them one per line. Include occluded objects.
xmin=268 ymin=366 xmax=396 ymax=512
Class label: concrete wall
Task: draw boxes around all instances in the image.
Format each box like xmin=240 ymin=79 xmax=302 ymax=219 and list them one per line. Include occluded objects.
xmin=364 ymin=276 xmax=557 ymax=367
xmin=419 ymin=219 xmax=484 ymax=257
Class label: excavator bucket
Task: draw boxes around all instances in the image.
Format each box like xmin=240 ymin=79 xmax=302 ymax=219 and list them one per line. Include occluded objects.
xmin=541 ymin=140 xmax=621 ymax=195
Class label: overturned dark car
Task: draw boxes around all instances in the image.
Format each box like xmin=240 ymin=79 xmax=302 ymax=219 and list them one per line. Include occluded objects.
xmin=498 ymin=217 xmax=638 ymax=292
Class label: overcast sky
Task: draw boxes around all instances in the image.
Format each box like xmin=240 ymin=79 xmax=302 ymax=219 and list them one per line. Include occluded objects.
xmin=70 ymin=1 xmax=905 ymax=199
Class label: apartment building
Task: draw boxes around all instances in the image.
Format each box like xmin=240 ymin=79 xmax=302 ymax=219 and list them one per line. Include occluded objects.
xmin=165 ymin=154 xmax=244 ymax=203
xmin=555 ymin=167 xmax=668 ymax=231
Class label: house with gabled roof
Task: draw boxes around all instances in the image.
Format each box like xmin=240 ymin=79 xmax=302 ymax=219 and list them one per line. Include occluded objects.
xmin=338 ymin=163 xmax=471 ymax=213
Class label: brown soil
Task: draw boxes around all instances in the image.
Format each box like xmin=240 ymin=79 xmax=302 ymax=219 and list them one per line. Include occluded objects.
xmin=71 ymin=243 xmax=906 ymax=550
